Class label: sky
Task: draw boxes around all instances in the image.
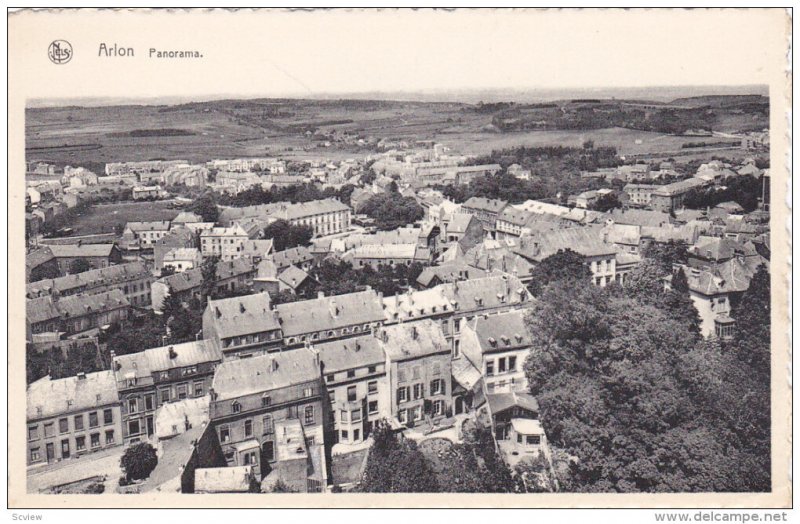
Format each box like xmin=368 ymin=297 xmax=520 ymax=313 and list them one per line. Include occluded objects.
xmin=10 ymin=9 xmax=787 ymax=107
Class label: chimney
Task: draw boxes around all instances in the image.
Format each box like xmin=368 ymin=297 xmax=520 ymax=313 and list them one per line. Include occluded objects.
xmin=239 ymin=302 xmax=246 ymax=314
xmin=355 ymin=341 xmax=361 ymax=352
xmin=411 ymin=326 xmax=417 ymax=340
xmin=330 ymin=299 xmax=339 ymax=318
xmin=271 ymin=358 xmax=279 ymax=372
xmin=168 ymin=347 xmax=178 ymax=359
xmin=209 ymin=387 xmax=217 ymax=401
xmin=77 ymin=372 xmax=86 ymax=380
xmin=215 ymin=307 xmax=221 ymax=319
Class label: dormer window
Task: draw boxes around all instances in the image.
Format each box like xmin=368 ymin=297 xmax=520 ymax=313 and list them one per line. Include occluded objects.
xmin=262 ymin=395 xmax=272 ymax=407
xmin=232 ymin=401 xmax=241 ymax=414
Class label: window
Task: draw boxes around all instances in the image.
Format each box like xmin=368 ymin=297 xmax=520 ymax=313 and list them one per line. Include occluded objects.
xmin=76 ymin=436 xmax=86 ymax=451
xmin=347 ymin=385 xmax=357 ymax=402
xmin=486 ymin=361 xmax=494 ymax=376
xmin=103 ymin=409 xmax=114 ymax=425
xmin=194 ymin=381 xmax=204 ymax=397
xmin=340 ymin=410 xmax=349 ymax=423
xmin=262 ymin=395 xmax=272 ymax=407
xmin=243 ymin=451 xmax=257 ymax=466
xmin=368 ymin=365 xmax=376 ymax=373
xmin=30 ymin=448 xmax=40 ymax=463
xmin=286 ymin=406 xmax=298 ymax=419
xmin=128 ymin=420 xmax=140 ymax=435
xmin=262 ymin=415 xmax=273 ymax=434
xmin=244 ymin=419 xmax=253 ymax=437
xmin=232 ymin=401 xmax=241 ymax=414
xmin=59 ymin=418 xmax=69 ymax=434
xmin=303 ymin=387 xmax=313 ymax=398
xmin=433 ymin=400 xmax=444 ymax=416
xmin=159 ymin=371 xmax=169 ymax=381
xmin=509 ymin=356 xmax=517 ymax=372
xmin=88 ymin=412 xmax=99 ymax=428
xmin=353 ymin=428 xmax=361 ymax=442
xmin=73 ymin=414 xmax=84 ymax=431
xmin=498 ymin=358 xmax=507 ymax=373
xmin=304 ymin=406 xmax=315 ymax=425
xmin=61 ymin=440 xmax=70 ymax=456
xmin=328 ymin=391 xmax=336 ymax=405
xmin=413 ymin=383 xmax=423 ymax=400
xmin=347 ymin=370 xmax=355 ymax=378
xmin=177 ymin=383 xmax=188 ymax=400
xmin=368 ymin=400 xmax=378 ymax=415
xmin=526 ymin=435 xmax=541 ymax=445
xmin=160 ymin=388 xmax=171 ymax=404
xmin=340 ymin=430 xmax=349 ymax=441
xmin=27 ymin=425 xmax=38 ymax=441
xmin=351 ymin=409 xmax=361 ymax=423
xmin=105 ymin=430 xmax=115 ymax=445
xmin=397 ymin=409 xmax=407 ymax=425
xmin=397 ymin=386 xmax=409 ymax=404
xmin=128 ymin=398 xmax=138 ymax=414
xmin=517 ymin=434 xmax=523 ymax=444
xmin=90 ymin=433 xmax=100 ymax=448
xmin=368 ymin=381 xmax=378 ymax=395
xmin=430 ymin=379 xmax=444 ymax=395
xmin=413 ymin=406 xmax=423 ymax=421
xmin=219 ymin=426 xmax=230 ymax=443
xmin=326 ymin=374 xmax=335 ymax=383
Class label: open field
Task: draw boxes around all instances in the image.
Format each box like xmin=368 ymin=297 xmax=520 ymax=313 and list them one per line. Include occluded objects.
xmin=26 ymin=96 xmax=762 ymax=168
xmin=66 ymin=201 xmax=180 ymax=235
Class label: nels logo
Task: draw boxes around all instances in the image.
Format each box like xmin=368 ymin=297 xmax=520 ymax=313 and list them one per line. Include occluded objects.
xmin=48 ymin=40 xmax=73 ymax=64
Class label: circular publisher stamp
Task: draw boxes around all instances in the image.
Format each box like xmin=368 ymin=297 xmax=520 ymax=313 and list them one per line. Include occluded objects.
xmin=48 ymin=40 xmax=73 ymax=64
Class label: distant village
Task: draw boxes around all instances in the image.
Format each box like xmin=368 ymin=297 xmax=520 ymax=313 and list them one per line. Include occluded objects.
xmin=24 ymin=128 xmax=770 ymax=494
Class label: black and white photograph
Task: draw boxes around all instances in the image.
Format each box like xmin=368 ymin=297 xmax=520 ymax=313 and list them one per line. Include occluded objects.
xmin=8 ymin=7 xmax=791 ymax=513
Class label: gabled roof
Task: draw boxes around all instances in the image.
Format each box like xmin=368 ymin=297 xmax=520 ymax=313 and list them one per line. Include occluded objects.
xmin=26 ymin=247 xmax=55 ymax=270
xmin=471 ymin=310 xmax=533 ymax=353
xmin=27 ymin=262 xmax=150 ymax=299
xmin=277 ymin=265 xmax=310 ymax=290
xmin=27 ymin=370 xmax=118 ymax=420
xmin=114 ymin=340 xmax=222 ymax=382
xmin=206 ymin=293 xmax=280 ymax=339
xmin=270 ymin=246 xmax=314 ymax=269
xmin=316 ymin=335 xmax=385 ymax=374
xmin=486 ymin=391 xmax=539 ymax=415
xmin=416 ymin=262 xmax=488 ymax=287
xmin=441 ymin=274 xmax=531 ymax=313
xmin=275 ymin=289 xmax=384 ymax=338
xmin=447 ymin=213 xmax=479 ymax=233
xmin=212 ymin=349 xmax=319 ymax=400
xmin=462 ymin=197 xmax=508 ymax=214
xmin=47 ymin=243 xmax=116 ymax=258
xmin=126 ymin=221 xmax=171 ymax=232
xmin=515 ymin=226 xmax=615 ymax=261
xmin=378 ymin=319 xmax=450 ymax=361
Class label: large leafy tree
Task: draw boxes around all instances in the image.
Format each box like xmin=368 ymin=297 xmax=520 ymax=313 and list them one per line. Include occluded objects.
xmin=263 ymin=220 xmax=314 ymax=252
xmin=360 ymin=193 xmax=424 ymax=231
xmin=526 ymin=249 xmax=592 ymax=297
xmin=360 ymin=420 xmax=439 ymax=493
xmin=189 ymin=190 xmax=219 ymax=223
xmin=120 ymin=442 xmax=158 ymax=482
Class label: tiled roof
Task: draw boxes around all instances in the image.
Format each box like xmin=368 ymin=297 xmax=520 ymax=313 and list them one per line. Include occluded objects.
xmin=447 ymin=213 xmax=478 ymax=233
xmin=515 ymin=226 xmax=615 ymax=261
xmin=651 ymin=177 xmax=708 ymax=196
xmin=28 ymin=289 xmax=129 ymax=323
xmin=462 ymin=197 xmax=508 ymax=214
xmin=270 ymin=246 xmax=313 ymax=269
xmin=26 ymin=247 xmax=55 ymax=270
xmin=277 ymin=265 xmax=310 ymax=290
xmin=608 ymin=208 xmax=672 ymax=228
xmin=382 ymin=287 xmax=452 ymax=322
xmin=685 ymin=257 xmax=765 ymax=296
xmin=126 ymin=221 xmax=171 ymax=232
xmin=315 ymin=335 xmax=385 ymax=374
xmin=273 ymin=198 xmax=350 ymax=221
xmin=378 ymin=319 xmax=450 ymax=361
xmin=344 ymin=243 xmax=423 ymax=260
xmin=416 ymin=262 xmax=488 ymax=287
xmin=114 ymin=339 xmax=222 ymax=382
xmin=212 ymin=349 xmax=319 ymax=400
xmin=47 ymin=243 xmax=116 ymax=258
xmin=206 ymin=293 xmax=280 ymax=339
xmin=441 ymin=274 xmax=531 ymax=313
xmin=471 ymin=310 xmax=533 ymax=353
xmin=275 ymin=289 xmax=384 ymax=338
xmin=27 ymin=370 xmax=118 ymax=420
xmin=159 ymin=268 xmax=204 ymax=293
xmin=27 ymin=262 xmax=150 ymax=299
xmin=486 ymin=391 xmax=539 ymax=415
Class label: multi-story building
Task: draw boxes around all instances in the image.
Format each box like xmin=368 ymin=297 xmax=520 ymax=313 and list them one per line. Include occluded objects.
xmin=26 ymin=289 xmax=130 ymax=338
xmin=150 ymin=259 xmax=256 ymax=312
xmin=459 ymin=310 xmax=532 ymax=395
xmin=341 ymin=244 xmax=431 ymax=269
xmin=623 ymin=184 xmax=658 ymax=207
xmin=200 ymin=225 xmax=250 ymax=261
xmin=209 ymin=349 xmax=325 ymax=481
xmin=162 ymin=247 xmax=203 ymax=273
xmin=105 ymin=160 xmax=189 ymax=178
xmin=132 ymin=185 xmax=166 ymax=200
xmin=275 ymin=289 xmax=385 ymax=349
xmin=271 ymin=199 xmax=352 ymax=237
xmin=122 ymin=221 xmax=172 ymax=251
xmin=202 ymin=293 xmax=283 ymax=359
xmin=154 ymin=226 xmax=198 ymax=271
xmin=378 ymin=320 xmax=453 ymax=428
xmin=27 ymin=371 xmax=122 ymax=465
xmin=26 ymin=261 xmax=153 ymax=308
xmin=47 ymin=243 xmax=122 ymax=274
xmin=514 ymin=227 xmax=618 ymax=287
xmin=315 ymin=336 xmax=389 ymax=445
xmin=460 ymin=197 xmax=508 ymax=237
xmin=113 ymin=340 xmax=223 ymax=444
xmin=650 ymin=178 xmax=710 ymax=212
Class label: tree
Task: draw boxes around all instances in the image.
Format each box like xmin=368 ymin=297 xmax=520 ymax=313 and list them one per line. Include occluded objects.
xmin=189 ymin=191 xmax=219 ymax=223
xmin=590 ymin=192 xmax=621 ymax=212
xmin=68 ymin=258 xmax=93 ymax=275
xmin=663 ymin=267 xmax=701 ymax=337
xmin=120 ymin=442 xmax=158 ymax=481
xmin=263 ymin=220 xmax=314 ymax=252
xmin=360 ymin=419 xmax=440 ymax=493
xmin=729 ymin=264 xmax=770 ymax=376
xmin=360 ymin=193 xmax=424 ymax=231
xmin=200 ymin=256 xmax=219 ymax=304
xmin=527 ymin=249 xmax=591 ymax=296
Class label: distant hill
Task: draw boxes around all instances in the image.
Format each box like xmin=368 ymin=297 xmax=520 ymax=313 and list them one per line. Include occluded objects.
xmin=668 ymin=94 xmax=769 ymax=109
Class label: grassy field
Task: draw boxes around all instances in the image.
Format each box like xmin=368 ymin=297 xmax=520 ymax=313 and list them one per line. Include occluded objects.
xmin=67 ymin=201 xmax=180 ymax=235
xmin=26 ymin=98 xmax=755 ymax=168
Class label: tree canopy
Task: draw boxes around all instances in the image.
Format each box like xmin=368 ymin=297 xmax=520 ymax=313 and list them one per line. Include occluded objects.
xmin=263 ymin=220 xmax=314 ymax=252
xmin=360 ymin=193 xmax=424 ymax=231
